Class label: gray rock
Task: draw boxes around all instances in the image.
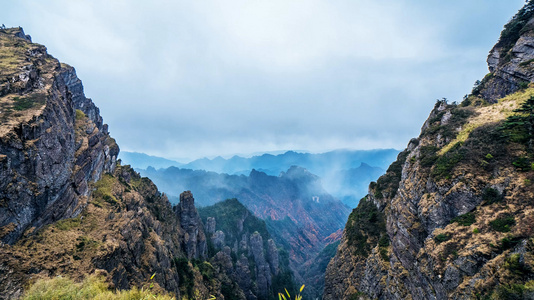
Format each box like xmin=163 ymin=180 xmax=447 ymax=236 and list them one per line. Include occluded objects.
xmin=206 ymin=217 xmax=216 ymax=234
xmin=267 ymin=239 xmax=279 ymax=275
xmin=175 ymin=191 xmax=207 ymax=260
xmin=212 ymin=230 xmax=225 ymax=249
xmin=0 ymin=49 xmax=118 ymax=245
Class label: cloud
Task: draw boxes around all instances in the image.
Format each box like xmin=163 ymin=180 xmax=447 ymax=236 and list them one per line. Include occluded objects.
xmin=2 ymin=0 xmax=526 ymax=161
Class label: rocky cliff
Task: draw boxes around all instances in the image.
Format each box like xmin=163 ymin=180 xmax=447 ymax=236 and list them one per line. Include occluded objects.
xmin=0 ymin=27 xmax=119 ymax=245
xmin=479 ymin=2 xmax=534 ymax=102
xmin=198 ymin=198 xmax=296 ymax=300
xmin=0 ymin=27 xmax=251 ymax=300
xmin=324 ymin=2 xmax=534 ymax=299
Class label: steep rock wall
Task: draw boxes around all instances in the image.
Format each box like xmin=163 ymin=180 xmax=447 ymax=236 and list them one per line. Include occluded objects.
xmin=324 ymin=3 xmax=534 ymax=299
xmin=0 ymin=27 xmax=118 ymax=245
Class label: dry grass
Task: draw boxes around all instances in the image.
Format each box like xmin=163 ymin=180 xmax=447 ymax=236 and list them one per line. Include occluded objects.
xmin=22 ymin=274 xmax=175 ymax=300
xmin=0 ymin=28 xmax=61 ymax=137
xmin=439 ymin=88 xmax=534 ymax=155
xmin=0 ymin=94 xmax=48 ymax=136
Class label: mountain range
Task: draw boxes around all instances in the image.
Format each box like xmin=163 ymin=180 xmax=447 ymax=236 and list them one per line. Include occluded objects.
xmin=139 ymin=165 xmax=350 ymax=298
xmin=3 ymin=2 xmax=534 ymax=299
xmin=123 ymin=149 xmax=397 ymax=207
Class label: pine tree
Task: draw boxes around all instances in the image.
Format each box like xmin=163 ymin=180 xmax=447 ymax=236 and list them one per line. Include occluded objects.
xmin=501 ymin=95 xmax=534 ymax=151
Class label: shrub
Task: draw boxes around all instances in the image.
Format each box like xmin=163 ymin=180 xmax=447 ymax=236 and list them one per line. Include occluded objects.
xmin=434 ymin=233 xmax=451 ymax=244
xmin=496 ymin=2 xmax=534 ymax=62
xmin=471 ymin=73 xmax=494 ymax=96
xmin=345 ymin=197 xmax=386 ymax=257
xmin=173 ymin=257 xmax=194 ymax=297
xmin=420 ymin=145 xmax=439 ymax=167
xmin=450 ymin=212 xmax=476 ymax=226
xmin=431 ymin=142 xmax=464 ymax=180
xmin=513 ymin=157 xmax=531 ymax=171
xmin=482 ymin=188 xmax=503 ymax=205
xmin=75 ymin=109 xmax=86 ymax=120
xmin=490 ymin=215 xmax=516 ymax=232
xmin=505 ymin=253 xmax=530 ymax=276
xmin=373 ymin=150 xmax=408 ymax=199
xmin=498 ymin=236 xmax=522 ymax=252
xmin=494 ymin=284 xmax=529 ymax=300
xmin=500 ymin=96 xmax=534 ymax=151
xmin=379 ymin=247 xmax=389 ymax=262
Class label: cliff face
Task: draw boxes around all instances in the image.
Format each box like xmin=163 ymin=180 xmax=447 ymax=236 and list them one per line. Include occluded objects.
xmin=175 ymin=191 xmax=207 ymax=260
xmin=480 ymin=2 xmax=534 ymax=102
xmin=324 ymin=3 xmax=534 ymax=299
xmin=0 ymin=27 xmax=118 ymax=245
xmin=0 ymin=28 xmax=241 ymax=300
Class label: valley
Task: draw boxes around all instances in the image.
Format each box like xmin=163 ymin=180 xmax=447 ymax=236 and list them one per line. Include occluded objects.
xmin=2 ymin=1 xmax=534 ymax=300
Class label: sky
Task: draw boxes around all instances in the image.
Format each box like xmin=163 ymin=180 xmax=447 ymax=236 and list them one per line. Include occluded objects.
xmin=2 ymin=0 xmax=527 ymax=162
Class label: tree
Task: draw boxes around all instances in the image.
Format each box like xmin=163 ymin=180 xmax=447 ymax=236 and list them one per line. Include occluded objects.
xmin=501 ymin=95 xmax=534 ymax=151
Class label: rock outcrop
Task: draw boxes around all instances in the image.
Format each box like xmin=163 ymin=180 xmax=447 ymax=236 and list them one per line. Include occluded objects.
xmin=175 ymin=191 xmax=207 ymax=260
xmin=198 ymin=198 xmax=297 ymax=300
xmin=0 ymin=27 xmax=118 ymax=245
xmin=479 ymin=2 xmax=534 ymax=102
xmin=324 ymin=3 xmax=534 ymax=299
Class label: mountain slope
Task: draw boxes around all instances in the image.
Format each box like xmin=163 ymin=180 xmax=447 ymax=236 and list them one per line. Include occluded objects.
xmin=324 ymin=3 xmax=534 ymax=299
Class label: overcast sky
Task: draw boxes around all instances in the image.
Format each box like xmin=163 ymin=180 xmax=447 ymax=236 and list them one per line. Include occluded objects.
xmin=2 ymin=1 xmax=526 ymax=161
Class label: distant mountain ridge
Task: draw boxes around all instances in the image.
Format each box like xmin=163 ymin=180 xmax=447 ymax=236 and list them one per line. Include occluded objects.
xmin=119 ymin=151 xmax=182 ymax=169
xmin=123 ymin=149 xmax=399 ymax=206
xmin=122 ymin=149 xmax=399 ymax=175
